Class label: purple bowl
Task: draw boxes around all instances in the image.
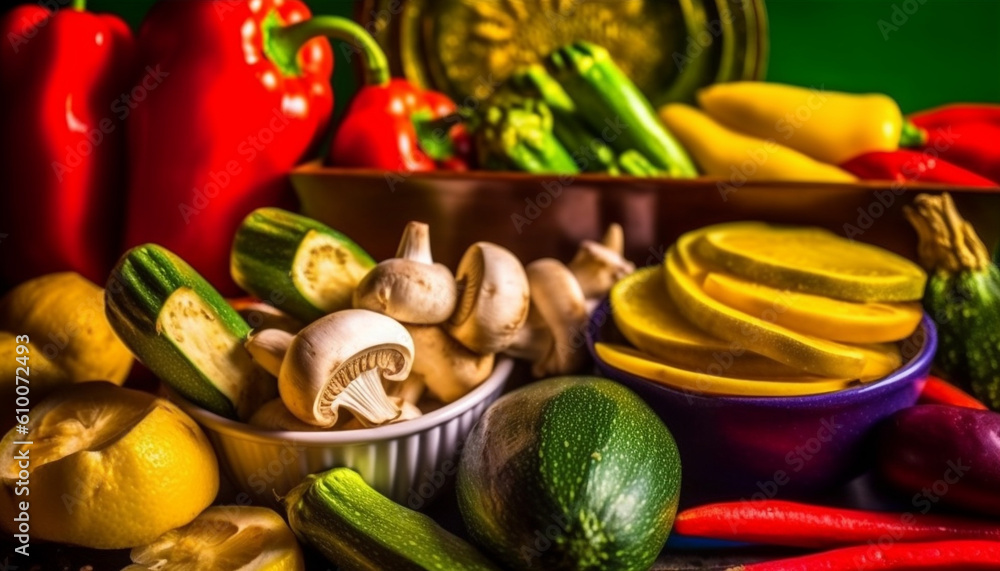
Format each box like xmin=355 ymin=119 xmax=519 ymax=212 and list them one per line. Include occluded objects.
xmin=585 ymin=299 xmax=936 ymax=504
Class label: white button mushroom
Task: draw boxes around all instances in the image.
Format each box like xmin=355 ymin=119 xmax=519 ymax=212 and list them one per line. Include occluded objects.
xmin=569 ymin=223 xmax=635 ymax=304
xmin=446 ymin=242 xmax=530 ymax=354
xmin=404 ymin=325 xmax=495 ymax=403
xmin=505 ymin=258 xmax=590 ymax=377
xmin=352 ymin=222 xmax=458 ymax=324
xmin=245 ymin=328 xmax=294 ymax=378
xmin=279 ymin=309 xmax=414 ymax=427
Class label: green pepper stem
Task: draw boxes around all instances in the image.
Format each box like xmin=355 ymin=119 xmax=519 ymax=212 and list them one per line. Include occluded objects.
xmin=268 ymin=15 xmax=390 ymax=86
xmin=71 ymin=0 xmax=86 ymax=11
xmin=899 ymin=120 xmax=927 ymax=148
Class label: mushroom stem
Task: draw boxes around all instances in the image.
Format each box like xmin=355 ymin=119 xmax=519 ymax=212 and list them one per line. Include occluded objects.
xmin=245 ymin=329 xmax=294 ymax=377
xmin=396 ymin=221 xmax=433 ymax=264
xmin=602 ymin=223 xmax=625 ymax=254
xmin=504 ymin=309 xmax=553 ymax=363
xmin=335 ymin=368 xmax=401 ymax=427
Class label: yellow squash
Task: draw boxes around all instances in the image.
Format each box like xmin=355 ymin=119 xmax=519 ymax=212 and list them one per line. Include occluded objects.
xmin=695 ymin=222 xmax=927 ymax=302
xmin=611 ymin=266 xmax=805 ymax=378
xmin=702 ymin=272 xmax=924 ymax=343
xmin=665 ymin=234 xmax=868 ymax=378
xmin=658 ymin=104 xmax=857 ymax=182
xmin=596 ymin=342 xmax=856 ymax=397
xmin=697 ymin=82 xmax=903 ymax=164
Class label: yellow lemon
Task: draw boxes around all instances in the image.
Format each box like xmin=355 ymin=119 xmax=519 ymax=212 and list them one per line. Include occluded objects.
xmin=0 ymin=382 xmax=219 ymax=549
xmin=127 ymin=506 xmax=304 ymax=571
xmin=0 ymin=272 xmax=132 ymax=384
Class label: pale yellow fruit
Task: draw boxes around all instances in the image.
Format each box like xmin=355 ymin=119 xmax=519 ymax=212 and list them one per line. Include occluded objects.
xmin=0 ymin=272 xmax=132 ymax=383
xmin=0 ymin=382 xmax=219 ymax=549
xmin=128 ymin=506 xmax=305 ymax=571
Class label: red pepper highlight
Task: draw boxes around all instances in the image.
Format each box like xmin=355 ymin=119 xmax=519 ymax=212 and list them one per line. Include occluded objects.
xmin=918 ymin=376 xmax=989 ymax=410
xmin=840 ymin=150 xmax=996 ymax=187
xmin=0 ymin=0 xmax=134 ymax=285
xmin=729 ymin=540 xmax=1000 ymax=570
xmin=675 ymin=500 xmax=1000 ymax=549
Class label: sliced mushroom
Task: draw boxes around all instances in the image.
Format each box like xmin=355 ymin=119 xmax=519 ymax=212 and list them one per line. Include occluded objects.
xmin=446 ymin=242 xmax=531 ymax=354
xmin=248 ymin=398 xmax=327 ymax=431
xmin=505 ymin=259 xmax=589 ymax=377
xmin=569 ymin=223 xmax=635 ymax=301
xmin=405 ymin=325 xmax=495 ymax=403
xmin=229 ymin=298 xmax=304 ymax=334
xmin=279 ymin=309 xmax=413 ymax=427
xmin=245 ymin=328 xmax=293 ymax=378
xmin=353 ymin=222 xmax=458 ymax=324
xmin=341 ymin=397 xmax=423 ymax=430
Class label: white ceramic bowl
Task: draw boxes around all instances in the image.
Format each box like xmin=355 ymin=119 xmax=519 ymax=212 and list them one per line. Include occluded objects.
xmin=168 ymin=358 xmax=513 ymax=510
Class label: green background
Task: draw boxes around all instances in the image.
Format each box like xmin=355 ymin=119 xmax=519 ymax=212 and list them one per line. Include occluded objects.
xmin=61 ymin=0 xmax=1000 ymax=112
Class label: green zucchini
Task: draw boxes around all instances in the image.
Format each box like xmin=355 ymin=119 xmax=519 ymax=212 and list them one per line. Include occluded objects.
xmin=457 ymin=377 xmax=681 ymax=571
xmin=231 ymin=208 xmax=375 ymax=323
xmin=906 ymin=193 xmax=1000 ymax=410
xmin=285 ymin=467 xmax=500 ymax=571
xmin=106 ymin=244 xmax=275 ymax=419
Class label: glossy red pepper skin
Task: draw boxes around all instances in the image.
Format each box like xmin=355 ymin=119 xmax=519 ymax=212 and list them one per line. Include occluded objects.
xmin=675 ymin=500 xmax=1000 ymax=549
xmin=0 ymin=4 xmax=134 ymax=286
xmin=329 ymin=78 xmax=469 ymax=171
xmin=918 ymin=375 xmax=989 ymax=410
xmin=124 ymin=0 xmax=333 ymax=293
xmin=731 ymin=540 xmax=1000 ymax=571
xmin=840 ymin=150 xmax=996 ymax=187
xmin=906 ymin=105 xmax=1000 ymax=184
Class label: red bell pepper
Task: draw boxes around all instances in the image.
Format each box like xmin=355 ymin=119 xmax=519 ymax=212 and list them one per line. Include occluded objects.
xmin=840 ymin=150 xmax=996 ymax=187
xmin=0 ymin=0 xmax=134 ymax=286
xmin=903 ymin=104 xmax=1000 ymax=184
xmin=125 ymin=1 xmax=382 ymax=293
xmin=326 ymin=36 xmax=469 ymax=171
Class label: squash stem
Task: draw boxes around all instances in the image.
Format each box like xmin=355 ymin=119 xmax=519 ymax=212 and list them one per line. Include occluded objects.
xmin=904 ymin=193 xmax=991 ymax=274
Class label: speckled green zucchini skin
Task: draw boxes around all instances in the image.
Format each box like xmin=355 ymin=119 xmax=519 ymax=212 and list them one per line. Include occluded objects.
xmin=285 ymin=468 xmax=501 ymax=571
xmin=230 ymin=208 xmax=374 ymax=322
xmin=105 ymin=244 xmax=251 ymax=419
xmin=925 ymin=266 xmax=1000 ymax=410
xmin=457 ymin=377 xmax=681 ymax=571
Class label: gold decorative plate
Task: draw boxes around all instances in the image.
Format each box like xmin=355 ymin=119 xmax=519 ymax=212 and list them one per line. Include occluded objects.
xmin=358 ymin=0 xmax=767 ymax=106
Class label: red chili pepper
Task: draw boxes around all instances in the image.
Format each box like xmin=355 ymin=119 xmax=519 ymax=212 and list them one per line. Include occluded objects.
xmin=124 ymin=1 xmax=368 ymax=293
xmin=902 ymin=104 xmax=1000 ymax=184
xmin=919 ymin=375 xmax=989 ymax=410
xmin=0 ymin=0 xmax=134 ymax=285
xmin=675 ymin=500 xmax=1000 ymax=549
xmin=840 ymin=150 xmax=996 ymax=187
xmin=326 ymin=37 xmax=469 ymax=171
xmin=908 ymin=104 xmax=1000 ymax=130
xmin=728 ymin=540 xmax=1000 ymax=570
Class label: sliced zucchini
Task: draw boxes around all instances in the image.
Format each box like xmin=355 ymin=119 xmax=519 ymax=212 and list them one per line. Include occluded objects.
xmin=106 ymin=244 xmax=274 ymax=419
xmin=231 ymin=208 xmax=375 ymax=322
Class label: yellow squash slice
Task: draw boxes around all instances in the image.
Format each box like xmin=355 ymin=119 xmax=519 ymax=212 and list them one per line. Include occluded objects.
xmin=695 ymin=222 xmax=927 ymax=302
xmin=702 ymin=272 xmax=924 ymax=343
xmin=595 ymin=343 xmax=856 ymax=397
xmin=665 ymin=241 xmax=868 ymax=378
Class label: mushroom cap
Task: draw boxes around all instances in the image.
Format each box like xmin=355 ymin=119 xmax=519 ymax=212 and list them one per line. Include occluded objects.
xmin=526 ymin=258 xmax=590 ymax=376
xmin=248 ymin=398 xmax=326 ymax=431
xmin=352 ymin=259 xmax=458 ymax=324
xmin=405 ymin=325 xmax=495 ymax=403
xmin=279 ymin=309 xmax=414 ymax=426
xmin=569 ymin=239 xmax=635 ymax=299
xmin=447 ymin=242 xmax=530 ymax=354
xmin=245 ymin=328 xmax=294 ymax=378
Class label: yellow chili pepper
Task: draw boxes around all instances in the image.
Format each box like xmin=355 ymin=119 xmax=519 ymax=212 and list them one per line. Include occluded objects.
xmin=696 ymin=82 xmax=904 ymax=165
xmin=658 ymin=104 xmax=857 ymax=183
